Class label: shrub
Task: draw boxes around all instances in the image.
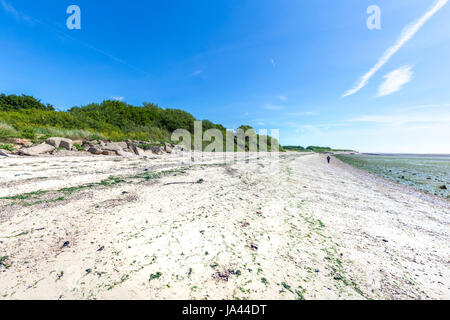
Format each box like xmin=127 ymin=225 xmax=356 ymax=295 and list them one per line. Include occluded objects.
xmin=19 ymin=127 xmax=36 ymax=140
xmin=0 ymin=93 xmax=284 ymax=151
xmin=0 ymin=144 xmax=15 ymax=151
xmin=0 ymin=122 xmax=17 ymax=140
xmin=73 ymin=144 xmax=84 ymax=151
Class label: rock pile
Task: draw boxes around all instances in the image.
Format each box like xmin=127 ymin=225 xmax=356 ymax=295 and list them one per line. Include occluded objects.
xmin=4 ymin=137 xmax=181 ymax=157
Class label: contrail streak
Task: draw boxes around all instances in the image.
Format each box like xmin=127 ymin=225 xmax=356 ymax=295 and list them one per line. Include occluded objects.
xmin=342 ymin=0 xmax=448 ymax=98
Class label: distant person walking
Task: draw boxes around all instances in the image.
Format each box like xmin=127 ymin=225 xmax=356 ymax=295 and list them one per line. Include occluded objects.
xmin=327 ymin=155 xmax=331 ymax=164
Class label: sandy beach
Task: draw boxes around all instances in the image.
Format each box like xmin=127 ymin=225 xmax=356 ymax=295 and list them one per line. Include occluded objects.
xmin=0 ymin=152 xmax=449 ymax=300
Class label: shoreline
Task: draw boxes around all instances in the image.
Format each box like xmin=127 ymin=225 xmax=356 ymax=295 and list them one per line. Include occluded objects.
xmin=332 ymin=155 xmax=450 ymax=208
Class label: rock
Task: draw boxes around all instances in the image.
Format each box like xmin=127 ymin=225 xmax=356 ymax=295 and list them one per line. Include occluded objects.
xmin=164 ymin=143 xmax=173 ymax=153
xmin=104 ymin=142 xmax=127 ymax=152
xmin=45 ymin=137 xmax=73 ymax=150
xmin=128 ymin=143 xmax=144 ymax=156
xmin=116 ymin=150 xmax=135 ymax=157
xmin=61 ymin=241 xmax=70 ymax=248
xmin=0 ymin=150 xmax=9 ymax=157
xmin=151 ymin=146 xmax=165 ymax=155
xmin=173 ymin=144 xmax=188 ymax=152
xmin=116 ymin=142 xmax=128 ymax=150
xmin=8 ymin=138 xmax=33 ymax=147
xmin=102 ymin=150 xmax=116 ymax=156
xmin=45 ymin=137 xmax=62 ymax=147
xmin=135 ymin=147 xmax=145 ymax=156
xmin=20 ymin=143 xmax=55 ymax=156
xmin=88 ymin=146 xmax=103 ymax=155
xmin=51 ymin=149 xmax=79 ymax=157
xmin=72 ymin=140 xmax=83 ymax=146
xmin=59 ymin=139 xmax=73 ymax=150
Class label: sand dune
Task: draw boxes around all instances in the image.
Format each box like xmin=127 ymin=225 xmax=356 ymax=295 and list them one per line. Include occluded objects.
xmin=0 ymin=153 xmax=448 ymax=299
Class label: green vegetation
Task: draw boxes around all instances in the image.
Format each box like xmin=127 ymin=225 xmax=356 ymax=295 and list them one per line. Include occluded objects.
xmin=283 ymin=146 xmax=308 ymax=152
xmin=283 ymin=145 xmax=355 ymax=152
xmin=149 ymin=272 xmax=162 ymax=281
xmin=0 ymin=256 xmax=12 ymax=269
xmin=0 ymin=93 xmax=282 ymax=151
xmin=73 ymin=143 xmax=84 ymax=151
xmin=0 ymin=144 xmax=15 ymax=151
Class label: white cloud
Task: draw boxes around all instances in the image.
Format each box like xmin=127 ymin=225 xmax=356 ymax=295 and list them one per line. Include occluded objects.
xmin=111 ymin=96 xmax=124 ymax=101
xmin=342 ymin=0 xmax=448 ymax=97
xmin=191 ymin=70 xmax=202 ymax=76
xmin=0 ymin=0 xmax=18 ymax=17
xmin=0 ymin=1 xmax=148 ymax=75
xmin=0 ymin=0 xmax=33 ymax=23
xmin=264 ymin=104 xmax=285 ymax=111
xmin=398 ymin=103 xmax=450 ymax=112
xmin=346 ymin=114 xmax=450 ymax=126
xmin=378 ymin=65 xmax=413 ymax=97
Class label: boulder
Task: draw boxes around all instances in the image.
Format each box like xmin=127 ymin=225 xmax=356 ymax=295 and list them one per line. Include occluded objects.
xmin=164 ymin=143 xmax=173 ymax=154
xmin=173 ymin=144 xmax=188 ymax=152
xmin=88 ymin=146 xmax=103 ymax=155
xmin=135 ymin=147 xmax=145 ymax=156
xmin=51 ymin=149 xmax=78 ymax=156
xmin=151 ymin=146 xmax=165 ymax=155
xmin=72 ymin=140 xmax=83 ymax=146
xmin=128 ymin=143 xmax=145 ymax=156
xmin=0 ymin=149 xmax=9 ymax=157
xmin=116 ymin=150 xmax=135 ymax=157
xmin=103 ymin=143 xmax=124 ymax=152
xmin=59 ymin=139 xmax=73 ymax=150
xmin=20 ymin=143 xmax=55 ymax=156
xmin=45 ymin=137 xmax=62 ymax=147
xmin=102 ymin=150 xmax=116 ymax=156
xmin=8 ymin=138 xmax=33 ymax=147
xmin=116 ymin=142 xmax=128 ymax=150
xmin=45 ymin=137 xmax=73 ymax=150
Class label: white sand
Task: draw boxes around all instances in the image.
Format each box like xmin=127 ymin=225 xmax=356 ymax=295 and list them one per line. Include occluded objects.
xmin=0 ymin=152 xmax=448 ymax=300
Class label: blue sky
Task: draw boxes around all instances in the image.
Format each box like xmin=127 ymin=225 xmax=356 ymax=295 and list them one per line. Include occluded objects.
xmin=1 ymin=0 xmax=449 ymax=153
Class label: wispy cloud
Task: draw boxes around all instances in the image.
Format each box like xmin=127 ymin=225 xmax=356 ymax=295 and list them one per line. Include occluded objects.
xmin=342 ymin=0 xmax=448 ymax=98
xmin=264 ymin=104 xmax=284 ymax=111
xmin=278 ymin=95 xmax=287 ymax=101
xmin=0 ymin=0 xmax=148 ymax=75
xmin=0 ymin=0 xmax=17 ymax=16
xmin=111 ymin=96 xmax=124 ymax=101
xmin=398 ymin=103 xmax=450 ymax=112
xmin=0 ymin=0 xmax=34 ymax=23
xmin=378 ymin=65 xmax=413 ymax=97
xmin=346 ymin=112 xmax=450 ymax=126
xmin=271 ymin=59 xmax=276 ymax=68
xmin=191 ymin=70 xmax=202 ymax=76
